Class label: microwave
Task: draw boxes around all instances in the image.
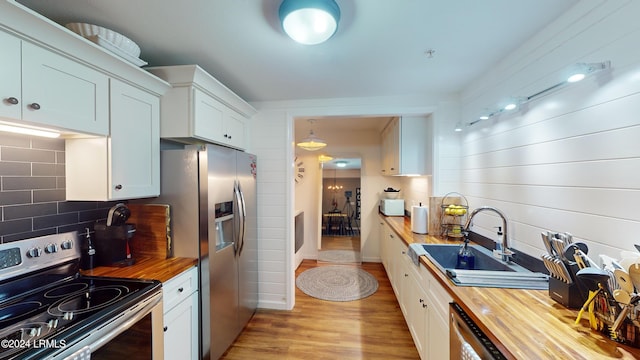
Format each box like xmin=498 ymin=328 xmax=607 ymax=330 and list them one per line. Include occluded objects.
xmin=380 ymin=199 xmax=405 ymax=216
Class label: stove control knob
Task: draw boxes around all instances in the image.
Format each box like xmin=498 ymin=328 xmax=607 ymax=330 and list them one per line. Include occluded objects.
xmin=47 ymin=318 xmax=59 ymax=329
xmin=27 ymin=247 xmax=43 ymax=258
xmin=61 ymin=240 xmax=73 ymax=250
xmin=45 ymin=243 xmax=59 ymax=253
xmin=29 ymin=325 xmax=42 ymax=337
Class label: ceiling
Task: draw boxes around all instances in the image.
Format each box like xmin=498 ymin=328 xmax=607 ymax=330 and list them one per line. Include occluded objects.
xmin=17 ymin=0 xmax=578 ymax=104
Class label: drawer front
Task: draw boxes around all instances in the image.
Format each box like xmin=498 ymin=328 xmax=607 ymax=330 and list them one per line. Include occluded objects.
xmin=163 ymin=266 xmax=197 ymax=313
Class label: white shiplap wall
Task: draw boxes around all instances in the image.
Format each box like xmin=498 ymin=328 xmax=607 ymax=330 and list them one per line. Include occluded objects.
xmin=459 ymin=0 xmax=640 ymax=261
xmin=250 ymin=97 xmax=447 ymax=310
xmin=250 ymin=108 xmax=293 ymax=310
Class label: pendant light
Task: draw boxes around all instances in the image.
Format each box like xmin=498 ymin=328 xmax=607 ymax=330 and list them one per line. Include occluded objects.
xmin=279 ymin=0 xmax=341 ymax=45
xmin=327 ymin=169 xmax=342 ymax=191
xmin=297 ymin=119 xmax=327 ymax=151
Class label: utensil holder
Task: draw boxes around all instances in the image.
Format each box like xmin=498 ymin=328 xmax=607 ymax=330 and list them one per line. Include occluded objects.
xmin=589 ymin=291 xmax=640 ymax=347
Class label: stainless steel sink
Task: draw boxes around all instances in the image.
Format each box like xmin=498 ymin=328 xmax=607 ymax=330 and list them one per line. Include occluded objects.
xmin=421 ymin=244 xmax=549 ymax=290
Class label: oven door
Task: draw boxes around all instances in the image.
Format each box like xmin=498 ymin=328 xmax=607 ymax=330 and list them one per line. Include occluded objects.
xmin=53 ymin=291 xmax=164 ymax=360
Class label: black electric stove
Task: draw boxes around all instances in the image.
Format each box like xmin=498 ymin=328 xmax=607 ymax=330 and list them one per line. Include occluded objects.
xmin=0 ymin=232 xmax=161 ymax=360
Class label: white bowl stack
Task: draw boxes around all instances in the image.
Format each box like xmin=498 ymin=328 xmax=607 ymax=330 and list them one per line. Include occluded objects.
xmin=66 ymin=22 xmax=142 ymax=62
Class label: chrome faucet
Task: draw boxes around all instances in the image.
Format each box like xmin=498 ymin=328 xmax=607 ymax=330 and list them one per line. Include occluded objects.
xmin=463 ymin=206 xmax=513 ymax=262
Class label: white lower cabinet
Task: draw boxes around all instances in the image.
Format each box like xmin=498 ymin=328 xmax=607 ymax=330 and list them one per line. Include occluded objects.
xmin=400 ymin=253 xmax=429 ymax=358
xmin=382 ymin=218 xmax=452 ymax=360
xmin=163 ymin=267 xmax=199 ymax=360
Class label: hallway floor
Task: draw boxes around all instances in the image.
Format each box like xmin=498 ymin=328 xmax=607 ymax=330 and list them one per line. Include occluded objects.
xmin=220 ymin=260 xmax=419 ymax=359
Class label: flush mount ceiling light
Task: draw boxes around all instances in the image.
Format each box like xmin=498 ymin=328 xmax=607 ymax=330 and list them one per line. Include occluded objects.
xmin=279 ymin=0 xmax=341 ymax=45
xmin=297 ymin=119 xmax=327 ymax=151
xmin=459 ymin=61 xmax=610 ymax=131
xmin=335 ymin=160 xmax=347 ymax=168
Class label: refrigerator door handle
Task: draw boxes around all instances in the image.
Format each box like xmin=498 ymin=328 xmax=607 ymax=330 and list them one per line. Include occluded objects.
xmin=236 ymin=182 xmax=247 ymax=257
xmin=233 ymin=180 xmax=245 ymax=256
xmin=238 ymin=183 xmax=247 ymax=255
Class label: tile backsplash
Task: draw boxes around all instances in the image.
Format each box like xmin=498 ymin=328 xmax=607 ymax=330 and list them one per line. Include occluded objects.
xmin=0 ymin=132 xmax=116 ymax=243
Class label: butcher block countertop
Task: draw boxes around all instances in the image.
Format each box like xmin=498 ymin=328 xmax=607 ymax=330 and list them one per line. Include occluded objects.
xmin=81 ymin=256 xmax=197 ymax=283
xmin=381 ymin=215 xmax=640 ymax=359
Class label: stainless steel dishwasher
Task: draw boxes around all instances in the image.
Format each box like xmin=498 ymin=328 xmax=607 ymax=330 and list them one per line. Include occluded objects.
xmin=450 ymin=302 xmax=508 ymax=360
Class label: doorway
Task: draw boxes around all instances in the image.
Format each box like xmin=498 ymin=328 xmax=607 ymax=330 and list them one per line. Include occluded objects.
xmin=319 ymin=158 xmax=361 ymax=264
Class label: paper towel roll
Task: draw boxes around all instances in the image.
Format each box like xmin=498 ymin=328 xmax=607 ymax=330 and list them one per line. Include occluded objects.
xmin=411 ymin=205 xmax=428 ymax=234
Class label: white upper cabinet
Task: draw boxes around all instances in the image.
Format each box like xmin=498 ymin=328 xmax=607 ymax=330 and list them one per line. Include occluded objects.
xmin=1 ymin=2 xmax=171 ymax=201
xmin=66 ymin=79 xmax=161 ymax=200
xmin=147 ymin=65 xmax=256 ymax=151
xmin=21 ymin=42 xmax=109 ymax=135
xmin=193 ymin=89 xmax=224 ymax=142
xmin=381 ymin=115 xmax=433 ymax=176
xmin=0 ymin=30 xmax=109 ymax=135
xmin=0 ymin=30 xmax=22 ymax=120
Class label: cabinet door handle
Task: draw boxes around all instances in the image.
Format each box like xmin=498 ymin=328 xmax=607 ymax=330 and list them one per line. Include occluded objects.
xmin=224 ymin=133 xmax=229 ymax=138
xmin=114 ymin=184 xmax=123 ymax=190
xmin=6 ymin=97 xmax=19 ymax=105
xmin=422 ymin=303 xmax=428 ymax=308
xmin=419 ymin=299 xmax=424 ymax=303
xmin=178 ymin=287 xmax=184 ymax=293
xmin=29 ymin=103 xmax=41 ymax=110
xmin=163 ymin=326 xmax=168 ymax=332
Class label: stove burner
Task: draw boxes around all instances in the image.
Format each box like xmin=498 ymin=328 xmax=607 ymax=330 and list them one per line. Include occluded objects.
xmin=48 ymin=285 xmax=130 ymax=317
xmin=44 ymin=283 xmax=89 ymax=298
xmin=0 ymin=301 xmax=43 ymax=323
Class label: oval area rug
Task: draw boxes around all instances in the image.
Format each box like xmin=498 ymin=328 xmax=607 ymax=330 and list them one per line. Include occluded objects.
xmin=296 ymin=265 xmax=378 ymax=302
xmin=318 ymin=250 xmax=361 ymax=264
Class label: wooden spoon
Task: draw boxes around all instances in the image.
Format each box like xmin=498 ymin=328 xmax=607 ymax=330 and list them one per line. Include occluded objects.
xmin=614 ymin=268 xmax=634 ymax=295
xmin=612 ymin=289 xmax=632 ymax=332
xmin=628 ymin=263 xmax=640 ymax=294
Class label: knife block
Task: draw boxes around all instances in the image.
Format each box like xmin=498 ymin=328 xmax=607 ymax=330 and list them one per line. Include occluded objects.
xmin=549 ymin=276 xmax=586 ymax=309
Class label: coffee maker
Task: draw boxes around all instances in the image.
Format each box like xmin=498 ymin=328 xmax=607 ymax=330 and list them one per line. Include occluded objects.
xmin=93 ymin=203 xmax=136 ymax=266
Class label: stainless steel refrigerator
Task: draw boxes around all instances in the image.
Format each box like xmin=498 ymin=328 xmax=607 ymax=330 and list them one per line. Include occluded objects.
xmin=151 ymin=144 xmax=258 ymax=360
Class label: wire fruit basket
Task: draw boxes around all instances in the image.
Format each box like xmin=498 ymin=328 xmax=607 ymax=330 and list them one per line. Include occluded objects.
xmin=440 ymin=192 xmax=469 ymax=239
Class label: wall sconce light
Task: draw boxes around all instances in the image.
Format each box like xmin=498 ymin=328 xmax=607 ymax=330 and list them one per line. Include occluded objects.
xmin=279 ymin=0 xmax=341 ymax=45
xmin=566 ymin=62 xmax=610 ymax=83
xmin=503 ymin=101 xmax=518 ymax=111
xmin=458 ymin=61 xmax=610 ymax=131
xmin=297 ymin=119 xmax=327 ymax=151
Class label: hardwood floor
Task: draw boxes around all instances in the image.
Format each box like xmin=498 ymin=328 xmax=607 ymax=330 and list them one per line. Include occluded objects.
xmin=320 ymin=235 xmax=360 ymax=251
xmin=220 ymin=260 xmax=419 ymax=359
